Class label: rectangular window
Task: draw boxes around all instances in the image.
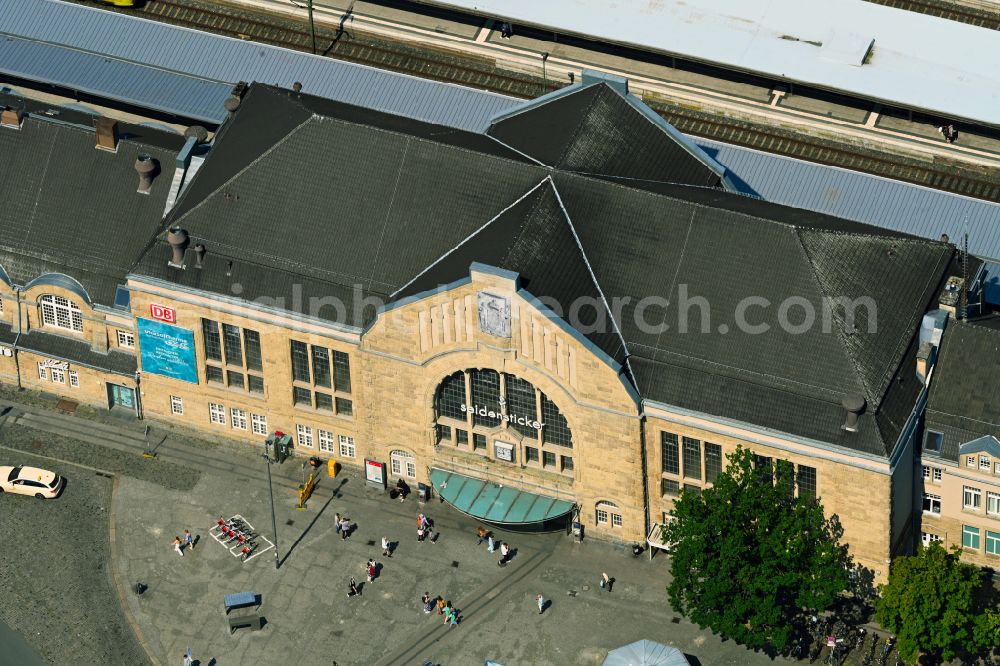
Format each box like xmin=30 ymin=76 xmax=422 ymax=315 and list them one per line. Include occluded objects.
xmin=924 ymin=430 xmax=943 ymax=454
xmin=988 ymin=492 xmax=1000 ymax=517
xmin=436 ymin=424 xmax=452 ymax=443
xmin=968 ymin=456 xmax=977 ymax=468
xmin=921 ymin=532 xmax=941 ymax=547
xmin=543 ymin=450 xmax=556 ymax=468
xmin=684 ymin=484 xmax=702 ymax=496
xmin=290 ymin=341 xmax=311 ymax=383
xmin=243 ymin=329 xmax=262 ymax=371
xmin=205 ymin=365 xmax=224 ymax=384
xmin=247 ymin=375 xmax=264 ymax=394
xmin=661 ymin=478 xmax=680 ymax=497
xmin=318 ymin=429 xmax=334 ymax=453
xmin=311 ymin=346 xmax=331 ymax=387
xmin=611 ymin=513 xmax=623 ymax=528
xmin=473 ymin=433 xmax=487 ymax=450
xmin=561 ymin=455 xmax=574 ymax=472
xmin=202 ymin=319 xmax=222 ymax=361
xmin=682 ymin=437 xmax=701 ymax=479
xmin=209 ymin=403 xmax=225 ymax=425
xmin=933 ymin=467 xmax=942 ymax=482
xmin=981 ymin=456 xmax=992 ymax=471
xmin=456 ymin=430 xmax=469 ymax=447
xmin=797 ymin=465 xmax=817 ymax=499
xmin=222 ymin=324 xmax=243 ymax=366
xmin=333 ymin=351 xmax=351 ymax=393
xmin=50 ymin=367 xmax=65 ymax=384
xmin=524 ymin=446 xmax=538 ymax=463
xmin=37 ymin=363 xmax=48 ymax=380
xmin=922 ymin=465 xmax=931 ymax=480
xmin=596 ymin=508 xmax=608 ymax=524
xmin=964 ymin=486 xmax=982 ymax=510
xmin=231 ymin=408 xmax=247 ymax=430
xmin=962 ymin=525 xmax=981 ymax=550
xmin=117 ymin=330 xmax=135 ymax=348
xmin=315 ymin=392 xmax=333 ymax=411
xmin=170 ymin=396 xmax=183 ymax=415
xmin=704 ymin=442 xmax=722 ymax=483
xmin=996 ymin=462 xmax=1000 ymax=475
xmin=227 ymin=370 xmax=244 ymax=390
xmin=660 ymin=432 xmax=679 ymax=475
xmin=754 ymin=454 xmax=773 ymax=484
xmin=987 ymin=530 xmax=1000 ymax=556
xmin=335 ymin=397 xmax=353 ymax=416
xmin=923 ymin=493 xmax=941 ymax=514
xmin=293 ymin=387 xmax=312 ymax=407
xmin=339 ymin=435 xmax=356 ymax=459
xmin=68 ymin=371 xmax=79 ymax=388
xmin=251 ymin=413 xmax=267 ymax=435
xmin=296 ymin=424 xmax=313 ymax=448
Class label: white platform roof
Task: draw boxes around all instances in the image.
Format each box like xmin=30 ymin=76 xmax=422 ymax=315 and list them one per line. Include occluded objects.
xmin=427 ymin=0 xmax=1000 ymax=127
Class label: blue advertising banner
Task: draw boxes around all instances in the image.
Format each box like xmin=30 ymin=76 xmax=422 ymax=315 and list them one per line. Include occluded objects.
xmin=137 ymin=318 xmax=198 ymax=384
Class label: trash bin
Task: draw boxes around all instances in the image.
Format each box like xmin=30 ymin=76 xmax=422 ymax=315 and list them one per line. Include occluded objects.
xmin=276 ymin=433 xmax=292 ymax=463
xmin=327 ymin=459 xmax=338 ymax=477
xmin=572 ymin=521 xmax=583 ymax=542
xmin=417 ymin=482 xmax=431 ymax=502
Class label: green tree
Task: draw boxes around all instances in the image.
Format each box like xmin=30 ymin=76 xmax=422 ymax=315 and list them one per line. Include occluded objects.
xmin=661 ymin=447 xmax=851 ymax=651
xmin=876 ymin=542 xmax=987 ymax=663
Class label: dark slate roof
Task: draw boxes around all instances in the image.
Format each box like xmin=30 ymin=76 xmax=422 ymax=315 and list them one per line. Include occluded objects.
xmin=394 ymin=178 xmax=626 ymax=363
xmin=136 ymin=83 xmax=956 ymax=458
xmin=0 ymin=323 xmax=136 ymax=375
xmin=486 ymin=82 xmax=723 ymax=189
xmin=0 ymin=98 xmax=181 ymax=306
xmin=926 ymin=319 xmax=1000 ymax=461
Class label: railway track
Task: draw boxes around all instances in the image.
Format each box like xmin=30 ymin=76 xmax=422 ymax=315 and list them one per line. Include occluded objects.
xmin=82 ymin=0 xmax=1000 ymax=202
xmin=864 ymin=0 xmax=1000 ymax=31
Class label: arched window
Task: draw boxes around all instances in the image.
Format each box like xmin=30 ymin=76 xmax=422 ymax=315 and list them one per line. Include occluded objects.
xmin=595 ymin=501 xmax=622 ymax=528
xmin=390 ymin=450 xmax=416 ymax=479
xmin=39 ymin=294 xmax=83 ymax=332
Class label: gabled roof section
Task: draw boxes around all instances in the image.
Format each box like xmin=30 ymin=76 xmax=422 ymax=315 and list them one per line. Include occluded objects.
xmin=486 ymin=80 xmax=725 ymax=190
xmin=959 ymin=435 xmax=1000 ymax=458
xmin=394 ymin=178 xmax=627 ymax=364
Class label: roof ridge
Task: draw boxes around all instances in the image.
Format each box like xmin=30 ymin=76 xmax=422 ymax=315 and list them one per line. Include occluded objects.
xmin=171 ymin=113 xmax=316 ymax=226
xmin=554 ymin=85 xmax=605 ymax=168
xmin=546 ymin=177 xmax=630 ymax=360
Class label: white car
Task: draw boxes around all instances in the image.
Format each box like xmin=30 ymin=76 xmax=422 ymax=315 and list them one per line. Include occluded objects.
xmin=0 ymin=465 xmax=63 ymax=499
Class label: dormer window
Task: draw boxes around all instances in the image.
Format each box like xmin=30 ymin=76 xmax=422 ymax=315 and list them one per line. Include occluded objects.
xmin=39 ymin=295 xmax=83 ymax=332
xmin=981 ymin=456 xmax=991 ymax=471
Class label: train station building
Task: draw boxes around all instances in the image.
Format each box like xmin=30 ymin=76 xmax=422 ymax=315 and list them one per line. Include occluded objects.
xmin=0 ymin=78 xmax=980 ymax=579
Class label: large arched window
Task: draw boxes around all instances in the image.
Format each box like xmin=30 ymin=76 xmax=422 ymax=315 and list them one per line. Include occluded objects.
xmin=433 ymin=369 xmax=572 ymax=447
xmin=39 ymin=294 xmax=83 ymax=332
xmin=595 ymin=501 xmax=622 ymax=528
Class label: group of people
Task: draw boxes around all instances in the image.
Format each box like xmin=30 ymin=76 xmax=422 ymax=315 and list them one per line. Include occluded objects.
xmin=476 ymin=526 xmax=513 ymax=566
xmin=171 ymin=530 xmax=195 ymax=556
xmin=938 ymin=123 xmax=959 ymax=144
xmin=334 ymin=513 xmax=354 ymax=540
xmin=416 ymin=512 xmax=438 ymax=542
xmin=421 ymin=592 xmax=459 ymax=626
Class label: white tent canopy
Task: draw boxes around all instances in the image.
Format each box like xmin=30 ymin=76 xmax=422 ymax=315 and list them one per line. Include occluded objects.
xmin=602 ymin=640 xmax=689 ymax=666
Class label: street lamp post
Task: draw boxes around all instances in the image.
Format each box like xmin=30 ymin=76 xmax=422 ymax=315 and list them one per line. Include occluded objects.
xmin=308 ymin=0 xmax=317 ymax=54
xmin=262 ymin=449 xmax=280 ymax=570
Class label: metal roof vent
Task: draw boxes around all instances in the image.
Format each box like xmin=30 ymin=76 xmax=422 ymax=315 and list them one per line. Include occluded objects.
xmin=94 ymin=116 xmax=118 ymax=152
xmin=223 ymin=96 xmax=241 ymax=113
xmin=192 ymin=244 xmax=206 ymax=269
xmin=184 ymin=125 xmax=209 ymax=144
xmin=134 ymin=154 xmax=157 ymax=195
xmin=841 ymin=394 xmax=866 ymax=433
xmin=292 ymin=81 xmax=303 ymax=93
xmin=940 ymin=233 xmax=950 ymax=244
xmin=1 ymin=106 xmax=23 ymax=130
xmin=166 ymin=227 xmax=189 ymax=269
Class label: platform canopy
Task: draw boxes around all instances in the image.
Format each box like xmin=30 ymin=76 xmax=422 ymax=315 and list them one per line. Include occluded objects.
xmin=429 ymin=468 xmax=574 ymax=524
xmin=602 ymin=640 xmax=689 ymax=666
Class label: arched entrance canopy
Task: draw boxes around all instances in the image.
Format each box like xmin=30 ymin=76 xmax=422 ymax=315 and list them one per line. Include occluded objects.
xmin=430 ymin=468 xmax=574 ymax=525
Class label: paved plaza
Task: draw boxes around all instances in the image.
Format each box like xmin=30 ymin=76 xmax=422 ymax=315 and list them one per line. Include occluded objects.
xmin=0 ymin=397 xmax=784 ymax=665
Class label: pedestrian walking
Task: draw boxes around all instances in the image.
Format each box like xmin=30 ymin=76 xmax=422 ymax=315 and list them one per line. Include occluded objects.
xmin=182 ymin=653 xmax=193 ymax=666
xmin=437 ymin=596 xmax=446 ymax=615
xmin=487 ymin=534 xmax=495 ymax=552
xmin=447 ymin=606 xmax=458 ymax=626
xmin=173 ymin=536 xmax=184 ymax=557
xmin=382 ymin=535 xmax=392 ymax=557
xmin=419 ymin=513 xmax=430 ymax=530
xmin=600 ymin=572 xmax=611 ymax=592
xmin=340 ymin=517 xmax=351 ymax=540
xmin=184 ymin=529 xmax=194 ymax=552
xmin=442 ymin=600 xmax=453 ymax=624
xmin=347 ymin=577 xmax=360 ymax=598
xmin=498 ymin=541 xmax=510 ymax=566
xmin=417 ymin=526 xmax=426 ymax=542
xmin=536 ymin=593 xmax=546 ymax=614
xmin=335 ymin=512 xmax=342 ymax=534
xmin=422 ymin=593 xmax=435 ymax=614
xmin=476 ymin=526 xmax=487 ymax=545
xmin=366 ymin=559 xmax=377 ymax=583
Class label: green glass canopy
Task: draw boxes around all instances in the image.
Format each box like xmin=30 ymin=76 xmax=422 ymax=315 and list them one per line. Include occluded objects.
xmin=429 ymin=468 xmax=574 ymax=525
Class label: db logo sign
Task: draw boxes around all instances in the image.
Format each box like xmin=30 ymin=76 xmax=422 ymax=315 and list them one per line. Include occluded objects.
xmin=149 ymin=303 xmax=176 ymax=324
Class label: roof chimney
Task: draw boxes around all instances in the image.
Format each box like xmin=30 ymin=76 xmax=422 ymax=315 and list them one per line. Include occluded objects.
xmin=223 ymin=95 xmax=241 ymax=113
xmin=95 ymin=116 xmax=118 ymax=152
xmin=184 ymin=125 xmax=209 ymax=144
xmin=292 ymin=81 xmax=303 ymax=93
xmin=1 ymin=106 xmax=23 ymax=129
xmin=166 ymin=227 xmax=189 ymax=268
xmin=841 ymin=394 xmax=866 ymax=433
xmin=134 ymin=154 xmax=158 ymax=195
xmin=192 ymin=243 xmax=206 ymax=269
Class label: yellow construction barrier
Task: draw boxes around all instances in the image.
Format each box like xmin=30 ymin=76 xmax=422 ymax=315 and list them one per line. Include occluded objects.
xmin=297 ymin=471 xmax=317 ymax=510
xmin=328 ymin=459 xmax=338 ymax=478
